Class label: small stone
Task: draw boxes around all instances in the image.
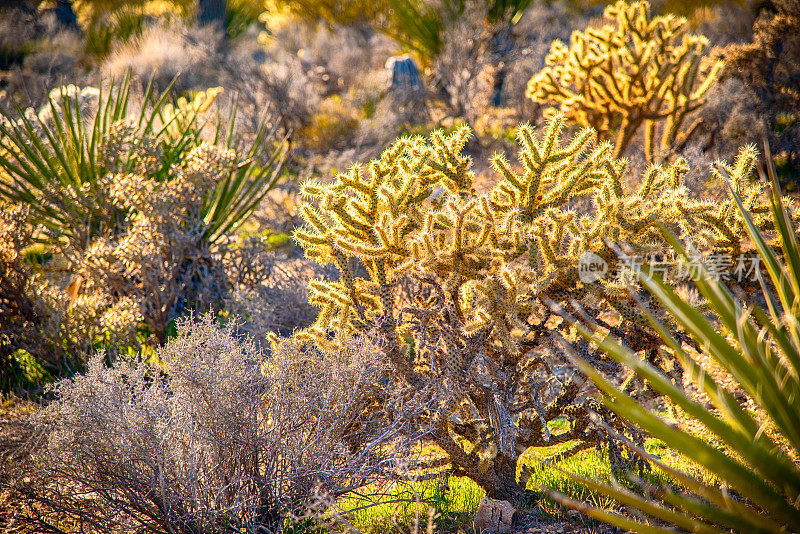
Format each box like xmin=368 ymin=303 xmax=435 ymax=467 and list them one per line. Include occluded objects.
xmin=385 ymin=55 xmax=424 ymax=93
xmin=473 ymin=496 xmax=517 ymax=534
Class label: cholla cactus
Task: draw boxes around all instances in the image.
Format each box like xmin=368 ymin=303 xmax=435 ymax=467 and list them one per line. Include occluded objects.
xmin=294 ymin=114 xmax=770 ymax=500
xmin=526 ymin=0 xmax=722 ymax=163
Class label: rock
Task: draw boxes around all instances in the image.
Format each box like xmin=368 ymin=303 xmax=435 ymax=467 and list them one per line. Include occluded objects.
xmin=197 ymin=0 xmax=227 ymax=29
xmin=473 ymin=497 xmax=517 ymax=534
xmin=385 ymin=54 xmax=423 ymax=94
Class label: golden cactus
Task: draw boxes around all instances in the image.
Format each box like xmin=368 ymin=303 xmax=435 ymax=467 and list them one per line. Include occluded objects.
xmin=294 ymin=114 xmax=771 ymax=500
xmin=526 ymin=0 xmax=723 ymax=162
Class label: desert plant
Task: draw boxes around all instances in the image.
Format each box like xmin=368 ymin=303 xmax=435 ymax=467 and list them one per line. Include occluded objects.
xmin=548 ymin=153 xmax=800 ymax=532
xmin=0 ymin=203 xmax=57 ymax=391
xmin=0 ymin=198 xmax=145 ymax=383
xmin=299 ymin=96 xmax=359 ymax=152
xmin=526 ymin=0 xmax=723 ymax=163
xmin=0 ymin=76 xmax=289 ymax=345
xmin=293 ymin=112 xmax=771 ymax=501
xmin=224 ymin=237 xmax=339 ymax=340
xmin=382 ymin=0 xmax=531 ymax=64
xmin=0 ymin=74 xmax=288 ymax=252
xmin=81 ymin=1 xmax=170 ymax=58
xmin=721 ymin=0 xmax=800 ymax=179
xmin=10 ymin=315 xmax=419 ymax=533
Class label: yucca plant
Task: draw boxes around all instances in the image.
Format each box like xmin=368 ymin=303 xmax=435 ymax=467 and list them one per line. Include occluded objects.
xmin=0 ymin=72 xmax=288 ymax=252
xmin=548 ymin=152 xmax=800 ymax=533
xmin=382 ymin=0 xmax=532 ymax=62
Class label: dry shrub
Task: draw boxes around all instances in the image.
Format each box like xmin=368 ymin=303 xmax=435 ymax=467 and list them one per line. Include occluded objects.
xmin=299 ymin=96 xmax=359 ymax=151
xmin=1 ymin=81 xmax=289 ymax=350
xmin=8 ymin=316 xmax=420 ymax=534
xmin=297 ymin=24 xmax=386 ymax=90
xmin=67 ymin=126 xmax=239 ymax=343
xmin=433 ymin=2 xmax=500 ymax=130
xmin=0 ymin=205 xmax=49 ymax=389
xmin=101 ymin=21 xmax=223 ymax=93
xmin=501 ymin=1 xmax=581 ymax=115
xmin=687 ymin=2 xmax=755 ymax=46
xmin=0 ymin=1 xmax=38 ymax=70
xmin=721 ymin=0 xmax=800 ymax=175
xmin=247 ymin=48 xmax=321 ymax=133
xmin=0 ymin=20 xmax=86 ymax=109
xmin=0 ymin=203 xmax=97 ymax=384
xmin=225 ymin=237 xmax=339 ymax=340
xmin=696 ymin=77 xmax=769 ymax=160
xmin=255 ymin=20 xmax=394 ymax=135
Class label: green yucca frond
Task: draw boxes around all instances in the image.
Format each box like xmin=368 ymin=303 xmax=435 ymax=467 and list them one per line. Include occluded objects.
xmin=382 ymin=0 xmax=532 ymax=62
xmin=0 ymin=73 xmax=288 ymax=250
xmin=202 ymin=97 xmax=290 ymax=244
xmin=549 ymin=152 xmax=800 ymax=533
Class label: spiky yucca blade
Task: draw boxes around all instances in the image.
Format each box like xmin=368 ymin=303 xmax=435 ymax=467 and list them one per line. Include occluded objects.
xmin=549 ymin=155 xmax=800 ymax=533
xmin=203 ymin=104 xmax=290 ymax=244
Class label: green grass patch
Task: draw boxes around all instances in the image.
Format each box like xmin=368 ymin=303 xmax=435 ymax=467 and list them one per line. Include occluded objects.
xmin=341 ymin=476 xmax=484 ymax=533
xmin=333 ymin=416 xmax=718 ymax=533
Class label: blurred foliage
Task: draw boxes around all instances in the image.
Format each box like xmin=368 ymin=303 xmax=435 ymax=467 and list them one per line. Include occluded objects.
xmin=83 ymin=7 xmax=153 ymax=57
xmin=73 ymin=0 xmax=263 ymax=53
xmin=263 ymin=0 xmax=533 ymax=63
xmin=527 ymin=0 xmax=722 ymax=162
xmin=297 ymin=95 xmax=359 ymax=151
xmin=722 ymin=0 xmax=800 ymax=181
xmin=0 ymin=349 xmax=54 ymax=392
xmin=226 ymin=0 xmax=265 ymax=38
xmin=382 ymin=0 xmax=533 ymax=61
xmin=652 ymin=0 xmax=751 ymax=17
xmin=264 ymin=0 xmax=386 ymax=28
xmin=72 ymin=0 xmax=191 ymax=25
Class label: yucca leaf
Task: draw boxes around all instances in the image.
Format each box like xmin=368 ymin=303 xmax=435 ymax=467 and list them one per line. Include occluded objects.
xmin=657 ymin=224 xmax=800 ymax=454
xmin=551 ymin=158 xmax=800 ymax=533
xmin=548 ymin=490 xmax=681 ymax=534
xmin=614 ymin=421 xmax=781 ymax=531
xmin=628 ymin=260 xmax=800 ymax=498
xmin=555 ymin=301 xmax=800 ymax=502
xmin=543 ymin=468 xmax=729 ymax=534
xmin=654 ymin=485 xmax=778 ymax=534
xmin=561 ymin=336 xmax=800 ymax=529
xmin=625 ymin=290 xmax=764 ymax=440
